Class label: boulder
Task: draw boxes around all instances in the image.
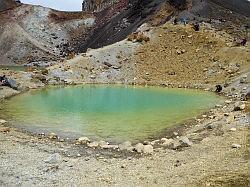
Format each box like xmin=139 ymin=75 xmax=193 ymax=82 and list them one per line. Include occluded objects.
xmin=170 ymin=140 xmax=182 ymax=150
xmin=48 ymin=133 xmax=58 ymax=139
xmin=44 ymin=153 xmax=62 ymax=164
xmin=176 ymin=49 xmax=182 ymax=54
xmin=90 ymin=75 xmax=96 ymax=79
xmin=6 ymin=78 xmax=19 ymax=90
xmin=225 ymin=100 xmax=232 ymax=104
xmin=101 ymin=144 xmax=118 ymax=149
xmin=161 ymin=138 xmax=174 ymax=146
xmin=0 ymin=127 xmax=10 ymax=133
xmin=232 ymin=144 xmax=241 ymax=148
xmin=134 ymin=143 xmax=144 ymax=153
xmin=179 ymin=137 xmax=193 ymax=147
xmin=239 ymin=76 xmax=247 ymax=84
xmin=170 ymin=137 xmax=193 ymax=150
xmin=98 ymin=140 xmax=109 ymax=148
xmin=103 ymin=62 xmax=112 ymax=67
xmin=88 ymin=141 xmax=99 ymax=148
xmin=127 ymin=32 xmax=150 ymax=43
xmin=0 ymin=119 xmax=7 ymax=124
xmin=112 ymin=65 xmax=122 ymax=70
xmin=76 ymin=137 xmax=90 ymax=145
xmin=143 ymin=145 xmax=154 ymax=154
xmin=234 ymin=102 xmax=246 ymax=111
xmin=118 ymin=141 xmax=132 ymax=151
xmin=230 ymin=128 xmax=237 ymax=132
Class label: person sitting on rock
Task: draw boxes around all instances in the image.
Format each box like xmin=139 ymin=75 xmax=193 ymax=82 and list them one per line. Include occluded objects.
xmin=173 ymin=18 xmax=178 ymax=25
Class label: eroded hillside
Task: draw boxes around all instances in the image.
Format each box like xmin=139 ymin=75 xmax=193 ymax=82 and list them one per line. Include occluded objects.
xmin=0 ymin=0 xmax=249 ymax=65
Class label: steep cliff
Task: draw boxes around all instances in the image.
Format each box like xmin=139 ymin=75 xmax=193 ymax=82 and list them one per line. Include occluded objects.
xmin=84 ymin=0 xmax=121 ymax=12
xmin=0 ymin=4 xmax=96 ymax=65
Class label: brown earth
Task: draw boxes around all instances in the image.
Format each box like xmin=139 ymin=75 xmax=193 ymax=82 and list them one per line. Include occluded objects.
xmin=134 ymin=23 xmax=250 ymax=87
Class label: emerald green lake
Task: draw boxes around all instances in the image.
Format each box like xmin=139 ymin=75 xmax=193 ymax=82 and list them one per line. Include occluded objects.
xmin=0 ymin=85 xmax=222 ymax=143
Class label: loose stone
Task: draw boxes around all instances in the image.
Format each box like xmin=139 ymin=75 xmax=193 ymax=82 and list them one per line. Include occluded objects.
xmin=179 ymin=136 xmax=193 ymax=147
xmin=234 ymin=102 xmax=246 ymax=111
xmin=161 ymin=138 xmax=174 ymax=146
xmin=48 ymin=133 xmax=58 ymax=139
xmin=232 ymin=144 xmax=241 ymax=148
xmin=143 ymin=145 xmax=154 ymax=154
xmin=230 ymin=128 xmax=237 ymax=132
xmin=118 ymin=141 xmax=133 ymax=151
xmin=44 ymin=153 xmax=62 ymax=164
xmin=0 ymin=119 xmax=7 ymax=124
xmin=0 ymin=127 xmax=10 ymax=133
xmin=134 ymin=143 xmax=144 ymax=153
xmin=88 ymin=141 xmax=99 ymax=148
xmin=76 ymin=137 xmax=90 ymax=145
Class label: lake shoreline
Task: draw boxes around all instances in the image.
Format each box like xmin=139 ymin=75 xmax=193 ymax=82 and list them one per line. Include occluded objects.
xmin=1 ymin=84 xmax=223 ymax=144
xmin=0 ymin=72 xmax=249 ymax=186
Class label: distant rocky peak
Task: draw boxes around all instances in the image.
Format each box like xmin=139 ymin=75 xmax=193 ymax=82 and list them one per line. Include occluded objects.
xmin=0 ymin=0 xmax=20 ymax=12
xmin=83 ymin=0 xmax=123 ymax=12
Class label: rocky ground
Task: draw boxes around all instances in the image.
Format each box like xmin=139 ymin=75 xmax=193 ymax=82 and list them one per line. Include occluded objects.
xmin=0 ymin=83 xmax=249 ymax=186
xmin=0 ymin=0 xmax=250 ymax=185
xmin=0 ymin=19 xmax=249 ymax=186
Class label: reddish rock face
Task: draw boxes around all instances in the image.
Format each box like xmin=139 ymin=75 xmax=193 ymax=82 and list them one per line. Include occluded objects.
xmin=84 ymin=0 xmax=128 ymax=12
xmin=0 ymin=0 xmax=19 ymax=12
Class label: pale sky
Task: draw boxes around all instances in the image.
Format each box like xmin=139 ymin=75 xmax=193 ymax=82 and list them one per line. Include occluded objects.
xmin=21 ymin=0 xmax=83 ymax=11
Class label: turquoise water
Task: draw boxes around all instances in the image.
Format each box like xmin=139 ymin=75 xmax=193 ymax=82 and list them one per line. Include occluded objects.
xmin=0 ymin=85 xmax=222 ymax=143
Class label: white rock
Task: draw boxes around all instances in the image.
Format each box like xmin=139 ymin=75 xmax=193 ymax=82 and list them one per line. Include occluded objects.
xmin=232 ymin=144 xmax=241 ymax=148
xmin=234 ymin=102 xmax=246 ymax=111
xmin=179 ymin=136 xmax=193 ymax=147
xmin=48 ymin=133 xmax=58 ymax=139
xmin=170 ymin=140 xmax=182 ymax=150
xmin=90 ymin=75 xmax=96 ymax=79
xmin=161 ymin=138 xmax=174 ymax=146
xmin=119 ymin=141 xmax=132 ymax=151
xmin=101 ymin=145 xmax=118 ymax=149
xmin=143 ymin=145 xmax=154 ymax=154
xmin=44 ymin=153 xmax=62 ymax=164
xmin=0 ymin=127 xmax=10 ymax=133
xmin=0 ymin=119 xmax=7 ymax=124
xmin=98 ymin=140 xmax=109 ymax=147
xmin=161 ymin=138 xmax=168 ymax=142
xmin=230 ymin=128 xmax=236 ymax=132
xmin=225 ymin=100 xmax=232 ymax=104
xmin=239 ymin=104 xmax=246 ymax=110
xmin=173 ymin=132 xmax=178 ymax=136
xmin=76 ymin=137 xmax=90 ymax=144
xmin=88 ymin=141 xmax=99 ymax=148
xmin=134 ymin=143 xmax=144 ymax=153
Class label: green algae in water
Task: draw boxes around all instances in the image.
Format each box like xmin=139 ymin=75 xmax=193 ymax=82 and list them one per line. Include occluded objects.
xmin=0 ymin=85 xmax=222 ymax=143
